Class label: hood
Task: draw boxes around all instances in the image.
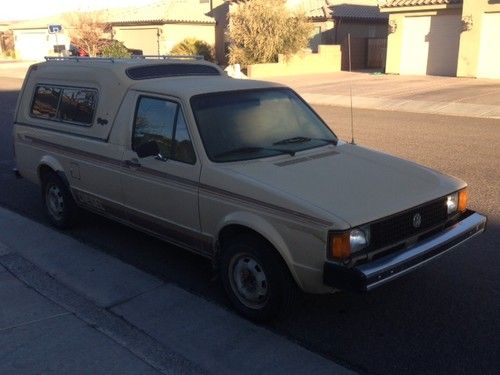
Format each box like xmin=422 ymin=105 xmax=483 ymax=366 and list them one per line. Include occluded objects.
xmin=221 ymin=144 xmax=465 ymax=227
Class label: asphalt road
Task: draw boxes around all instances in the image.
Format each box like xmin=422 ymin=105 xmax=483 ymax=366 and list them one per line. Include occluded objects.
xmin=1 ymin=79 xmax=499 ymax=374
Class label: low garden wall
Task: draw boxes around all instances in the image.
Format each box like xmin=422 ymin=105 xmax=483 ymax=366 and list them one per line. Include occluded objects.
xmin=246 ymin=44 xmax=341 ymax=78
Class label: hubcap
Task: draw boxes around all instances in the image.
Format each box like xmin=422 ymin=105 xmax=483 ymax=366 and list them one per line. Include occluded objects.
xmin=229 ymin=254 xmax=269 ymax=309
xmin=46 ymin=184 xmax=65 ymax=220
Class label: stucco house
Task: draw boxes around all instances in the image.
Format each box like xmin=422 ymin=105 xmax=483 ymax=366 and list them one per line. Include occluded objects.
xmin=109 ymin=0 xmax=216 ymax=56
xmin=380 ymin=0 xmax=500 ymax=78
xmin=218 ymin=0 xmax=388 ymax=68
xmin=7 ymin=0 xmax=216 ymax=61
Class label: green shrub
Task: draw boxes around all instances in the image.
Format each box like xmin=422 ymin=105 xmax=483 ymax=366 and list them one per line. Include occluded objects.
xmin=170 ymin=38 xmax=214 ymax=62
xmin=228 ymin=0 xmax=313 ymax=66
xmin=100 ymin=40 xmax=131 ymax=58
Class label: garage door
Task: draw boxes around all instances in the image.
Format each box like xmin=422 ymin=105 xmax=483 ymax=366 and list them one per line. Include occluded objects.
xmin=400 ymin=15 xmax=461 ymax=76
xmin=15 ymin=32 xmax=48 ymax=60
xmin=117 ymin=28 xmax=159 ymax=55
xmin=477 ymin=13 xmax=500 ymax=79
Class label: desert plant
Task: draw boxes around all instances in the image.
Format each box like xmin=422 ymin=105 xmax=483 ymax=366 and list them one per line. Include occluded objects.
xmin=170 ymin=38 xmax=214 ymax=62
xmin=228 ymin=0 xmax=313 ymax=66
xmin=67 ymin=12 xmax=109 ymax=57
xmin=100 ymin=40 xmax=131 ymax=58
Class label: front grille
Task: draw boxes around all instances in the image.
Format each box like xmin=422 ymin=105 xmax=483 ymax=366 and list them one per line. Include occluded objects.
xmin=370 ymin=198 xmax=448 ymax=249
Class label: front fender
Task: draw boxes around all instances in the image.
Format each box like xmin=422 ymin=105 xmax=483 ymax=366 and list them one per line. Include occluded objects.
xmin=215 ymin=211 xmax=305 ymax=289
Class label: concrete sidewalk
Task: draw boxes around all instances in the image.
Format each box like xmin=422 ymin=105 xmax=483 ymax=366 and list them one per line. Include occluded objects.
xmin=267 ymin=71 xmax=500 ymax=119
xmin=0 ymin=207 xmax=353 ymax=375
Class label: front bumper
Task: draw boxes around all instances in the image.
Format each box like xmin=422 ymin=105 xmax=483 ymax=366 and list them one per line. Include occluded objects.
xmin=323 ymin=211 xmax=487 ymax=292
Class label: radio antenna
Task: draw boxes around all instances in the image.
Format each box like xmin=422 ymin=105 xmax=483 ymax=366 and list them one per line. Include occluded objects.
xmin=348 ymin=33 xmax=355 ymax=145
xmin=350 ymin=86 xmax=355 ymax=145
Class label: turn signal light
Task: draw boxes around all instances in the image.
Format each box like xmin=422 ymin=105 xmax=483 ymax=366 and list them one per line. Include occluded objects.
xmin=329 ymin=232 xmax=350 ymax=260
xmin=458 ymin=188 xmax=468 ymax=213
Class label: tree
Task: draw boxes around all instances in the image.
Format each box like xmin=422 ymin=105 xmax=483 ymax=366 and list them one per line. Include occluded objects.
xmin=170 ymin=38 xmax=214 ymax=62
xmin=228 ymin=0 xmax=313 ymax=66
xmin=68 ymin=12 xmax=109 ymax=57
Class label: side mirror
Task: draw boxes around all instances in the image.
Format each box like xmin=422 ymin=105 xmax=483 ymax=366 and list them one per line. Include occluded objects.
xmin=135 ymin=140 xmax=160 ymax=159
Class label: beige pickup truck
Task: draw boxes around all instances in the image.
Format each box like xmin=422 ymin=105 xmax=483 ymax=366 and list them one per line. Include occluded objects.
xmin=13 ymin=57 xmax=487 ymax=320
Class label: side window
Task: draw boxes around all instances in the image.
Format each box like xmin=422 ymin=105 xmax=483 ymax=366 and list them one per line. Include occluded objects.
xmin=31 ymin=86 xmax=61 ymax=119
xmin=59 ymin=88 xmax=97 ymax=125
xmin=31 ymin=85 xmax=97 ymax=126
xmin=133 ymin=97 xmax=177 ymax=159
xmin=132 ymin=96 xmax=196 ymax=164
xmin=172 ymin=111 xmax=196 ymax=164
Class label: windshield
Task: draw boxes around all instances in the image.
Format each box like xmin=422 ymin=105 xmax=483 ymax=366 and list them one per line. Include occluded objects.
xmin=190 ymin=88 xmax=337 ymax=162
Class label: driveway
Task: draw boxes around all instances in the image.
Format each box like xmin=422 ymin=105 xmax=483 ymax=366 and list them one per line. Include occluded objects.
xmin=267 ymin=71 xmax=500 ymax=118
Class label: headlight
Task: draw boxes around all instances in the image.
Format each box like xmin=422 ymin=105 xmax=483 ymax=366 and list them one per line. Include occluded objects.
xmin=328 ymin=226 xmax=370 ymax=260
xmin=446 ymin=192 xmax=458 ymax=214
xmin=447 ymin=188 xmax=468 ymax=215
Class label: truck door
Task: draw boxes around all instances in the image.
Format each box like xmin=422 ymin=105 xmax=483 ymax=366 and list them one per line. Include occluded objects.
xmin=120 ymin=94 xmax=204 ymax=253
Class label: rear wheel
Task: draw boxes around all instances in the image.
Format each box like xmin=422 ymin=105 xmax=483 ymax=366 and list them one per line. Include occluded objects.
xmin=42 ymin=172 xmax=78 ymax=229
xmin=219 ymin=234 xmax=297 ymax=321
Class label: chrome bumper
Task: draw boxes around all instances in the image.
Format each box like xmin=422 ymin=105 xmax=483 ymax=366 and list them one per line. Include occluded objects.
xmin=323 ymin=211 xmax=487 ymax=292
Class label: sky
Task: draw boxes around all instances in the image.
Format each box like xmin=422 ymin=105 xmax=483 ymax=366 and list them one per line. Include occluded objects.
xmin=0 ymin=0 xmax=157 ymax=22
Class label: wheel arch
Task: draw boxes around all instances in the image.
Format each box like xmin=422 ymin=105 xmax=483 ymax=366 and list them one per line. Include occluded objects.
xmin=37 ymin=156 xmax=69 ymax=189
xmin=215 ymin=212 xmax=303 ymax=290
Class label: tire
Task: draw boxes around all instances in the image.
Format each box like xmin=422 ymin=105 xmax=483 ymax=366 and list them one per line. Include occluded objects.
xmin=41 ymin=172 xmax=78 ymax=229
xmin=219 ymin=233 xmax=298 ymax=322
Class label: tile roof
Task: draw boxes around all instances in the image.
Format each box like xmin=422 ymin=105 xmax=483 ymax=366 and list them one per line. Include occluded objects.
xmin=107 ymin=0 xmax=215 ymax=24
xmin=10 ymin=0 xmax=215 ymax=30
xmin=298 ymin=1 xmax=387 ymax=21
xmin=330 ymin=4 xmax=388 ymax=21
xmin=380 ymin=0 xmax=462 ymax=8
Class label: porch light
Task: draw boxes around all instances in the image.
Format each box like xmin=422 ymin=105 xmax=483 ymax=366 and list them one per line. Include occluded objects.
xmin=461 ymin=16 xmax=473 ymax=32
xmin=388 ymin=20 xmax=397 ymax=34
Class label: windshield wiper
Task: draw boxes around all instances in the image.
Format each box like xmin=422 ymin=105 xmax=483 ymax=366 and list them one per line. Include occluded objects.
xmin=273 ymin=136 xmax=338 ymax=146
xmin=273 ymin=136 xmax=311 ymax=145
xmin=214 ymin=146 xmax=295 ymax=159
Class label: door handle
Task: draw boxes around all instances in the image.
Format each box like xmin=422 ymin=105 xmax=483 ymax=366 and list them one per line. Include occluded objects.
xmin=124 ymin=158 xmax=141 ymax=168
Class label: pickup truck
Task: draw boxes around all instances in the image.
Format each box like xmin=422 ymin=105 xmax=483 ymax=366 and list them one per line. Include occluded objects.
xmin=13 ymin=57 xmax=487 ymax=320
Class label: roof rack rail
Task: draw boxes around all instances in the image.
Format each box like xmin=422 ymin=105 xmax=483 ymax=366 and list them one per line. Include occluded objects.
xmin=44 ymin=56 xmax=118 ymax=63
xmin=132 ymin=55 xmax=204 ymax=60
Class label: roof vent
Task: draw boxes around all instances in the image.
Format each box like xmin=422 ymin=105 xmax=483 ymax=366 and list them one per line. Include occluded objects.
xmin=126 ymin=64 xmax=221 ymax=80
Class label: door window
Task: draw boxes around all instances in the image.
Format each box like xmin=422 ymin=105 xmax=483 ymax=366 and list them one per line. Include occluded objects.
xmin=132 ymin=97 xmax=196 ymax=164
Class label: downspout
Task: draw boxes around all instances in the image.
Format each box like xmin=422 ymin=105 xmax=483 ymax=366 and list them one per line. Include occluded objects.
xmin=334 ymin=17 xmax=341 ymax=44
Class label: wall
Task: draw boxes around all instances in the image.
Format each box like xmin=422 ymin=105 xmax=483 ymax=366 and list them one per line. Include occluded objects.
xmin=113 ymin=26 xmax=161 ymax=55
xmin=335 ymin=21 xmax=387 ymax=43
xmin=457 ymin=0 xmax=500 ymax=77
xmin=162 ymin=23 xmax=216 ymax=55
xmin=113 ymin=23 xmax=216 ymax=57
xmin=209 ymin=0 xmax=229 ymax=64
xmin=309 ymin=20 xmax=335 ymax=52
xmin=246 ymin=45 xmax=341 ymax=78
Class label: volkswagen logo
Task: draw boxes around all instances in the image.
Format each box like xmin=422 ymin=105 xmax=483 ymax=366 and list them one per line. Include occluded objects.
xmin=412 ymin=213 xmax=422 ymax=228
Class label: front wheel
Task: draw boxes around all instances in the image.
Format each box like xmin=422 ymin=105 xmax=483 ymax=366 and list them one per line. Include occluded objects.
xmin=219 ymin=234 xmax=298 ymax=321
